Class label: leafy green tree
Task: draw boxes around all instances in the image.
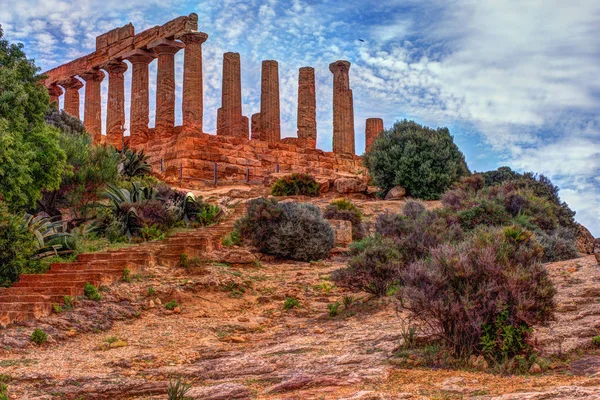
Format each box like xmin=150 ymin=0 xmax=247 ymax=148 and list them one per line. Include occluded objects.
xmin=364 ymin=119 xmax=470 ymax=200
xmin=0 ymin=27 xmax=66 ymax=209
xmin=0 ymin=202 xmax=37 ymax=286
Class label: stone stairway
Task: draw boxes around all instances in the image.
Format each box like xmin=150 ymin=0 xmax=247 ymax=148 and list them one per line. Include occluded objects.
xmin=0 ymin=203 xmax=246 ymax=327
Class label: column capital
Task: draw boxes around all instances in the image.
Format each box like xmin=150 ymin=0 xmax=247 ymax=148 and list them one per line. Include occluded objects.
xmin=148 ymin=38 xmax=185 ymax=55
xmin=329 ymin=60 xmax=351 ymax=74
xmin=47 ymin=83 xmax=63 ymax=97
xmin=123 ymin=49 xmax=157 ymax=65
xmin=59 ymin=76 xmax=84 ymax=90
xmin=80 ymin=69 xmax=105 ymax=82
xmin=178 ymin=31 xmax=208 ymax=45
xmin=103 ymin=59 xmax=128 ymax=75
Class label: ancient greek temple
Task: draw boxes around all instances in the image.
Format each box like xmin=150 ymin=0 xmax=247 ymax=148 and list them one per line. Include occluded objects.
xmin=43 ymin=13 xmax=385 ymax=184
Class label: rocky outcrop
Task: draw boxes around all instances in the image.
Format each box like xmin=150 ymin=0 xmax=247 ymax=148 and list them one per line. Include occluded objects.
xmin=576 ymin=224 xmax=596 ymax=254
xmin=335 ymin=177 xmax=367 ymax=194
xmin=328 ymin=220 xmax=353 ymax=246
xmin=384 ymin=185 xmax=406 ymax=200
xmin=594 ymin=238 xmax=600 ymax=265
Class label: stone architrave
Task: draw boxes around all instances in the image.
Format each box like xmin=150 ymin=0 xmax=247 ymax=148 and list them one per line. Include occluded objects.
xmin=149 ymin=39 xmax=185 ymax=136
xmin=80 ymin=69 xmax=105 ymax=144
xmin=104 ymin=60 xmax=128 ymax=149
xmin=329 ymin=60 xmax=355 ymax=155
xmin=47 ymin=84 xmax=63 ymax=109
xmin=297 ymin=67 xmax=317 ymax=148
xmin=125 ymin=50 xmax=156 ymax=146
xmin=365 ymin=118 xmax=383 ymax=153
xmin=217 ymin=52 xmax=249 ymax=138
xmin=179 ymin=32 xmax=208 ymax=131
xmin=59 ymin=77 xmax=84 ymax=119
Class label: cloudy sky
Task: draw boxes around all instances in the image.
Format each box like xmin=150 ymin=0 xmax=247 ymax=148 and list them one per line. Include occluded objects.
xmin=1 ymin=0 xmax=598 ymax=235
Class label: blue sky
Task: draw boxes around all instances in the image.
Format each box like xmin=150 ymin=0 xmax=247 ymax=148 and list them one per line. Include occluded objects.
xmin=1 ymin=0 xmax=599 ymax=235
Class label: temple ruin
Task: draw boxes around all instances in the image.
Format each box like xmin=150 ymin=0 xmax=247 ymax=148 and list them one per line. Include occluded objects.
xmin=43 ymin=13 xmax=385 ymax=185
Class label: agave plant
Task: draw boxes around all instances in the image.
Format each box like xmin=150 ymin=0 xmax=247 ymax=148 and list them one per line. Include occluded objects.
xmin=120 ymin=147 xmax=151 ymax=178
xmin=23 ymin=213 xmax=76 ymax=259
xmin=100 ymin=182 xmax=157 ymax=238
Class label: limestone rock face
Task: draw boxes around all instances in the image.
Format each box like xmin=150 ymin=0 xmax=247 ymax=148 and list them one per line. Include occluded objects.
xmin=384 ymin=186 xmax=406 ymax=200
xmin=576 ymin=224 xmax=596 ymax=255
xmin=335 ymin=177 xmax=367 ymax=194
xmin=328 ymin=220 xmax=353 ymax=246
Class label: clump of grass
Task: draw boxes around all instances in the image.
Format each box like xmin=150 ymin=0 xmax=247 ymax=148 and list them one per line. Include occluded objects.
xmin=167 ymin=378 xmax=192 ymax=400
xmin=165 ymin=300 xmax=178 ymax=310
xmin=222 ymin=229 xmax=242 ymax=247
xmin=122 ymin=268 xmax=132 ymax=283
xmin=592 ymin=335 xmax=600 ymax=348
xmin=283 ymin=297 xmax=300 ymax=310
xmin=30 ymin=328 xmax=47 ymax=345
xmin=84 ymin=282 xmax=102 ymax=301
xmin=328 ymin=302 xmax=340 ymax=317
xmin=147 ymin=286 xmax=156 ymax=296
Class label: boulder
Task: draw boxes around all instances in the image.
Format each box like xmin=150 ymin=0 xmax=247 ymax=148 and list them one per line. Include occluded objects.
xmin=328 ymin=220 xmax=353 ymax=246
xmin=334 ymin=178 xmax=367 ymax=194
xmin=384 ymin=185 xmax=406 ymax=200
xmin=209 ymin=248 xmax=257 ymax=265
xmin=594 ymin=238 xmax=600 ymax=265
xmin=316 ymin=178 xmax=330 ymax=193
xmin=575 ymin=224 xmax=596 ymax=254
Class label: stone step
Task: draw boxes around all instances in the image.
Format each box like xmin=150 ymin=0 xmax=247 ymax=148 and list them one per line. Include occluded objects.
xmin=0 ymin=311 xmax=38 ymax=327
xmin=17 ymin=271 xmax=120 ymax=283
xmin=12 ymin=280 xmax=101 ymax=288
xmin=0 ymin=294 xmax=65 ymax=304
xmin=2 ymin=286 xmax=84 ymax=296
xmin=0 ymin=302 xmax=53 ymax=314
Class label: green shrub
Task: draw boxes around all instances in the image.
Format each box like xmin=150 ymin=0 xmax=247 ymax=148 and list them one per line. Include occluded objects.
xmin=323 ymin=199 xmax=364 ymax=240
xmin=399 ymin=226 xmax=555 ymax=358
xmin=237 ymin=198 xmax=334 ymax=262
xmin=328 ymin=302 xmax=341 ymax=317
xmin=0 ymin=203 xmax=38 ymax=287
xmin=138 ymin=225 xmax=166 ymax=242
xmin=271 ymin=173 xmax=320 ymax=197
xmin=122 ymin=268 xmax=132 ymax=283
xmin=165 ymin=300 xmax=178 ymax=310
xmin=331 ymin=236 xmax=402 ymax=297
xmin=120 ymin=147 xmax=151 ymax=178
xmin=84 ymin=282 xmax=102 ymax=301
xmin=30 ymin=328 xmax=47 ymax=345
xmin=283 ymin=297 xmax=300 ymax=310
xmin=0 ymin=382 xmax=7 ymax=400
xmin=592 ymin=336 xmax=600 ymax=348
xmin=147 ymin=286 xmax=156 ymax=296
xmin=222 ymin=229 xmax=242 ymax=247
xmin=364 ymin=119 xmax=470 ymax=200
xmin=401 ymin=200 xmax=426 ymax=219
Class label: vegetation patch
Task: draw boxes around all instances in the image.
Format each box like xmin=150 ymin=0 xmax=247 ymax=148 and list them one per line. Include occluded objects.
xmin=271 ymin=173 xmax=320 ymax=197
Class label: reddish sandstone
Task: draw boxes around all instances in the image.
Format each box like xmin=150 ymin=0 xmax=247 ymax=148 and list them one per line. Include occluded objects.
xmin=125 ymin=50 xmax=156 ymax=147
xmin=217 ymin=52 xmax=249 ymax=138
xmin=59 ymin=77 xmax=84 ymax=119
xmin=80 ymin=69 xmax=105 ymax=145
xmin=297 ymin=67 xmax=317 ymax=148
xmin=47 ymin=84 xmax=63 ymax=108
xmin=365 ymin=118 xmax=384 ymax=153
xmin=150 ymin=39 xmax=184 ymax=136
xmin=258 ymin=60 xmax=281 ymax=143
xmin=104 ymin=60 xmax=128 ymax=149
xmin=179 ymin=32 xmax=208 ymax=132
xmin=329 ymin=60 xmax=355 ymax=155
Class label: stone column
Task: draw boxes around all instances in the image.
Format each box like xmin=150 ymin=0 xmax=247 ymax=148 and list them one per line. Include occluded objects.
xmin=47 ymin=84 xmax=63 ymax=109
xmin=259 ymin=60 xmax=280 ymax=143
xmin=104 ymin=60 xmax=128 ymax=149
xmin=60 ymin=77 xmax=84 ymax=119
xmin=149 ymin=39 xmax=184 ymax=136
xmin=125 ymin=50 xmax=156 ymax=147
xmin=80 ymin=69 xmax=105 ymax=145
xmin=179 ymin=32 xmax=208 ymax=131
xmin=217 ymin=52 xmax=249 ymax=138
xmin=297 ymin=67 xmax=317 ymax=148
xmin=329 ymin=60 xmax=355 ymax=155
xmin=365 ymin=118 xmax=384 ymax=153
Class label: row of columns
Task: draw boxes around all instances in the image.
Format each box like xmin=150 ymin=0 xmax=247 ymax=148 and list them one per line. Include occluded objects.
xmin=48 ymin=34 xmax=384 ymax=155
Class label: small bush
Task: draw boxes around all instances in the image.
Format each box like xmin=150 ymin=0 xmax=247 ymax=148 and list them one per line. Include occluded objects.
xmin=399 ymin=226 xmax=555 ymax=358
xmin=323 ymin=199 xmax=364 ymax=240
xmin=331 ymin=236 xmax=402 ymax=297
xmin=271 ymin=173 xmax=320 ymax=197
xmin=138 ymin=225 xmax=166 ymax=242
xmin=328 ymin=302 xmax=341 ymax=317
xmin=364 ymin=119 xmax=470 ymax=200
xmin=63 ymin=295 xmax=74 ymax=309
xmin=30 ymin=328 xmax=47 ymax=345
xmin=84 ymin=282 xmax=102 ymax=301
xmin=283 ymin=297 xmax=300 ymax=310
xmin=536 ymin=228 xmax=578 ymax=262
xmin=165 ymin=300 xmax=178 ymax=310
xmin=147 ymin=286 xmax=156 ymax=296
xmin=237 ymin=198 xmax=334 ymax=261
xmin=592 ymin=336 xmax=600 ymax=348
xmin=122 ymin=268 xmax=132 ymax=283
xmin=401 ymin=200 xmax=426 ymax=219
xmin=222 ymin=229 xmax=242 ymax=247
xmin=0 ymin=203 xmax=38 ymax=287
